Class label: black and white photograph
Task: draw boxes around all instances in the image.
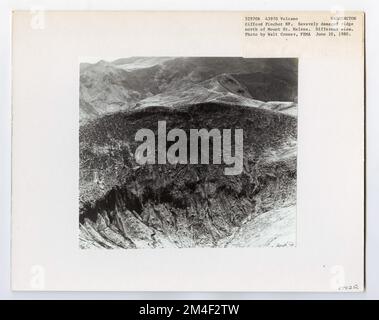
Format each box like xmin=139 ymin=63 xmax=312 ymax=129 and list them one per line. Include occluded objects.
xmin=79 ymin=57 xmax=298 ymax=249
xmin=6 ymin=8 xmax=369 ymax=296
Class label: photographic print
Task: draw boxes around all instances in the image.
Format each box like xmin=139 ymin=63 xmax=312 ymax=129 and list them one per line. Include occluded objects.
xmin=11 ymin=10 xmax=365 ymax=291
xmin=79 ymin=57 xmax=298 ymax=249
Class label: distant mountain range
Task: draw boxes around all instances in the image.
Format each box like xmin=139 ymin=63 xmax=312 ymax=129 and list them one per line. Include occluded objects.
xmin=80 ymin=57 xmax=298 ymax=123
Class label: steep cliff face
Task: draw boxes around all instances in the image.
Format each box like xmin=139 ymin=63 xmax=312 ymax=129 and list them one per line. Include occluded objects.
xmin=79 ymin=102 xmax=297 ymax=248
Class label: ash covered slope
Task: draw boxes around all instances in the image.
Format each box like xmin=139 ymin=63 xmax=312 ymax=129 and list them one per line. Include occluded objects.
xmin=80 ymin=57 xmax=298 ymax=122
xmin=79 ymin=60 xmax=162 ymax=122
xmin=79 ymin=102 xmax=297 ymax=249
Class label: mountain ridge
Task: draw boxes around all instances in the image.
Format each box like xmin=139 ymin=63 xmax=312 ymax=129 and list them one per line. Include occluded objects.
xmin=79 ymin=101 xmax=297 ymax=248
xmin=80 ymin=57 xmax=298 ymax=123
